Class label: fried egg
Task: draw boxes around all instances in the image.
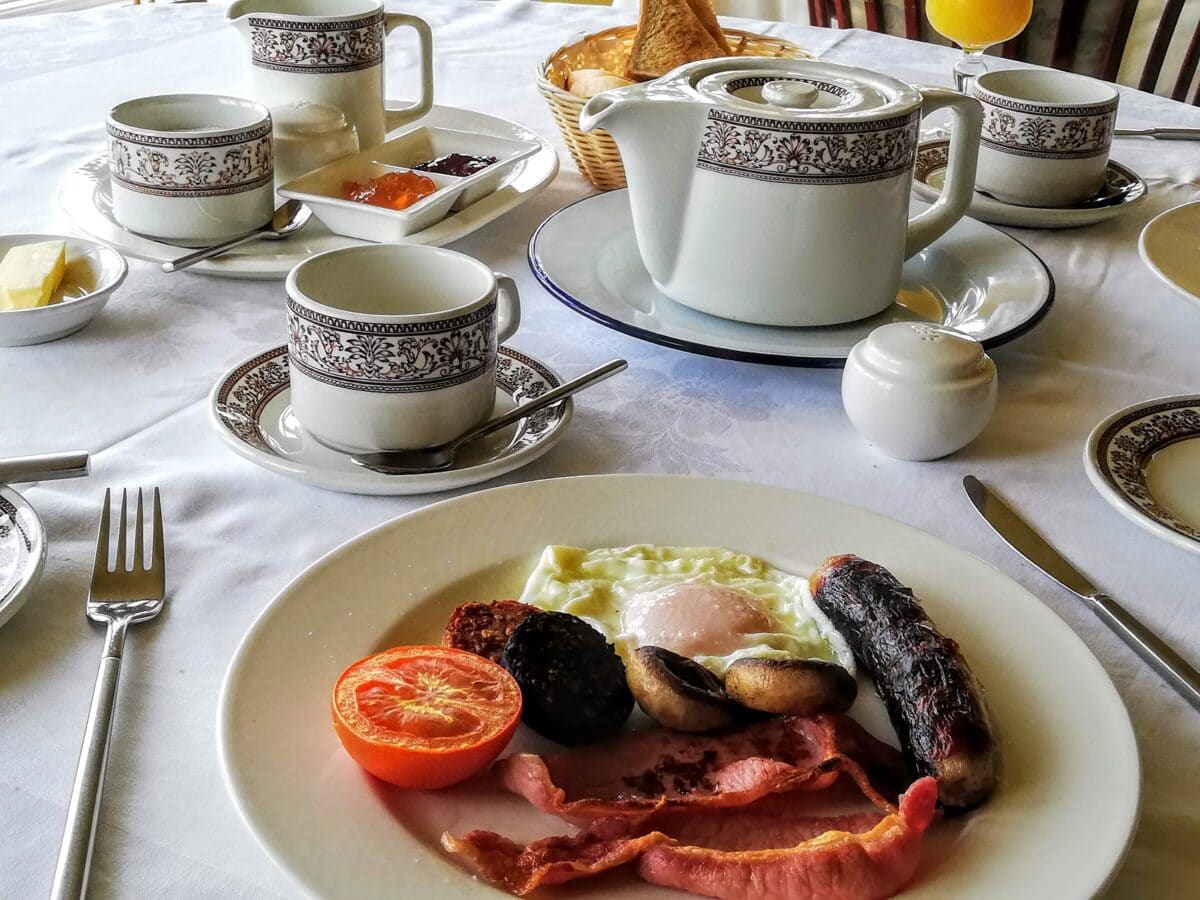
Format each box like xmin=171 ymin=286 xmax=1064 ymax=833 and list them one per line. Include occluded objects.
xmin=518 ymin=545 xmax=854 ymax=677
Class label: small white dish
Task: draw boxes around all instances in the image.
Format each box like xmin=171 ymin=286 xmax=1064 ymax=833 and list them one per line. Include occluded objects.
xmin=0 ymin=484 xmax=47 ymax=630
xmin=270 ymin=101 xmax=359 ymax=191
xmin=279 ymin=126 xmax=540 ymax=242
xmin=843 ymin=322 xmax=997 ymax=460
xmin=1138 ymin=200 xmax=1200 ymax=306
xmin=1085 ymin=394 xmax=1200 ymax=556
xmin=913 ymin=138 xmax=1146 ymax=229
xmin=529 ymin=190 xmax=1054 ymax=367
xmin=217 ymin=474 xmax=1138 ymax=900
xmin=0 ymin=234 xmax=127 ymax=347
xmin=209 ymin=345 xmax=571 ymax=495
xmin=56 ymin=105 xmax=559 ymax=280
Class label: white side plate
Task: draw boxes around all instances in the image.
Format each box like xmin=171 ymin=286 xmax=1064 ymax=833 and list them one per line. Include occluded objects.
xmin=218 ymin=474 xmax=1139 ymax=900
xmin=529 ymin=190 xmax=1053 ymax=367
xmin=1139 ymin=200 xmax=1200 ymax=307
xmin=57 ymin=106 xmax=559 ymax=281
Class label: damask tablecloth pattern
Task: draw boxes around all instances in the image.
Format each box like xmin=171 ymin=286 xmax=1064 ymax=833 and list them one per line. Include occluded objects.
xmin=1 ymin=2 xmax=1199 ymax=897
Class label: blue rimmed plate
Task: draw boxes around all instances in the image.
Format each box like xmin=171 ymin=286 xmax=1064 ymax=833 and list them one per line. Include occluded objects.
xmin=208 ymin=345 xmax=571 ymax=496
xmin=0 ymin=484 xmax=47 ymax=629
xmin=528 ymin=190 xmax=1053 ymax=368
xmin=1086 ymin=395 xmax=1200 ymax=556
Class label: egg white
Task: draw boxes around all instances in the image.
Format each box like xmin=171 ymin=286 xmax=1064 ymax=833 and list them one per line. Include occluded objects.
xmin=518 ymin=544 xmax=854 ymax=677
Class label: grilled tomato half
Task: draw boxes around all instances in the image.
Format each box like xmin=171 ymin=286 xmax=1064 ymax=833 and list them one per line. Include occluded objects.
xmin=331 ymin=646 xmax=522 ymax=789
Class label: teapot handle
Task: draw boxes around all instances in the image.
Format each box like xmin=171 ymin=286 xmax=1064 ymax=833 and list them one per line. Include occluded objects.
xmin=382 ymin=13 xmax=434 ymax=132
xmin=905 ymin=88 xmax=982 ymax=259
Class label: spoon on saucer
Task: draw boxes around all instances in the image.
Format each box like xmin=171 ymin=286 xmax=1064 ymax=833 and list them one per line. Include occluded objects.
xmin=161 ymin=200 xmax=312 ymax=273
xmin=975 ymin=181 xmax=1138 ymax=211
xmin=353 ymin=359 xmax=627 ymax=475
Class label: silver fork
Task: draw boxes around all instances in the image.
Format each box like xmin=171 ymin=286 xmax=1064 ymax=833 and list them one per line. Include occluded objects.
xmin=51 ymin=488 xmax=165 ymax=900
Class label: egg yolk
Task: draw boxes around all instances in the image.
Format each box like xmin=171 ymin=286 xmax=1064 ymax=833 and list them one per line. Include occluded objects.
xmin=621 ymin=583 xmax=776 ymax=659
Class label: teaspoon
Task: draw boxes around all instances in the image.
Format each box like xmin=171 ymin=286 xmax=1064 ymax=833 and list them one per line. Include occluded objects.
xmin=352 ymin=359 xmax=627 ymax=475
xmin=161 ymin=200 xmax=311 ymax=273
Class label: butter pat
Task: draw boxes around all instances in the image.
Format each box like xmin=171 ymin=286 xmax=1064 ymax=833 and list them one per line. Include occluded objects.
xmin=0 ymin=240 xmax=67 ymax=310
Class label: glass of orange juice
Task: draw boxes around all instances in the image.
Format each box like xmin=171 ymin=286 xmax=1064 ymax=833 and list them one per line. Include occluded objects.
xmin=926 ymin=0 xmax=1034 ymax=92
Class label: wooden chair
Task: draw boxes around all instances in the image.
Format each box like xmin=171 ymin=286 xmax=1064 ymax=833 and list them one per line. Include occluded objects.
xmin=807 ymin=0 xmax=1200 ymax=103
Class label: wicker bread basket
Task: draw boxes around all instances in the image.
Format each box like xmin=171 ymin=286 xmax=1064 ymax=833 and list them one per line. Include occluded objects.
xmin=537 ymin=25 xmax=813 ymax=191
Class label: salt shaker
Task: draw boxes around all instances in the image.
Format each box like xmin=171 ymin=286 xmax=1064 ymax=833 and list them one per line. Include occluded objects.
xmin=270 ymin=101 xmax=359 ymax=190
xmin=842 ymin=322 xmax=998 ymax=461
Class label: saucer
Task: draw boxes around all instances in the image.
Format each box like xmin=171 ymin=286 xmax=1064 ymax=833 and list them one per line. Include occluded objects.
xmin=0 ymin=234 xmax=126 ymax=347
xmin=209 ymin=346 xmax=571 ymax=495
xmin=912 ymin=138 xmax=1147 ymax=229
xmin=57 ymin=105 xmax=558 ymax=281
xmin=1086 ymin=395 xmax=1200 ymax=557
xmin=1139 ymin=200 xmax=1200 ymax=307
xmin=529 ymin=190 xmax=1053 ymax=367
xmin=0 ymin=484 xmax=46 ymax=630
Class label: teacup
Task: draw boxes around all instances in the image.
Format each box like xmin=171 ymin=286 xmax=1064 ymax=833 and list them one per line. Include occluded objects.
xmin=285 ymin=244 xmax=521 ymax=451
xmin=107 ymin=94 xmax=275 ymax=242
xmin=974 ymin=70 xmax=1118 ymax=208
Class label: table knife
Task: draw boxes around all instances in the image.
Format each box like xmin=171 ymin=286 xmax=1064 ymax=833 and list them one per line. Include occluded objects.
xmin=963 ymin=475 xmax=1200 ymax=712
xmin=1115 ymin=127 xmax=1200 ymax=140
xmin=0 ymin=450 xmax=89 ymax=484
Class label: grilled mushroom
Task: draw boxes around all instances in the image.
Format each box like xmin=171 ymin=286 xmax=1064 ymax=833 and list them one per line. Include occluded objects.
xmin=723 ymin=657 xmax=857 ymax=716
xmin=626 ymin=646 xmax=739 ymax=732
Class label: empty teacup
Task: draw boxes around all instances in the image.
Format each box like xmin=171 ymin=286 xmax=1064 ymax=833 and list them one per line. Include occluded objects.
xmin=106 ymin=94 xmax=275 ymax=242
xmin=286 ymin=244 xmax=521 ymax=451
xmin=974 ymin=69 xmax=1118 ymax=208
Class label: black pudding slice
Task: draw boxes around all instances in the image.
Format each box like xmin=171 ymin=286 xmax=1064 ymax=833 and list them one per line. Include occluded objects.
xmin=500 ymin=611 xmax=633 ymax=746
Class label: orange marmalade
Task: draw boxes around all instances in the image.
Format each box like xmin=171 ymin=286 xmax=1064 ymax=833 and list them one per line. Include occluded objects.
xmin=341 ymin=171 xmax=437 ymax=210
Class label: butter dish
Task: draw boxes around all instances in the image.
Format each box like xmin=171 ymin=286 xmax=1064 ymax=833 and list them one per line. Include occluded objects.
xmin=279 ymin=126 xmax=540 ymax=242
xmin=0 ymin=234 xmax=127 ymax=347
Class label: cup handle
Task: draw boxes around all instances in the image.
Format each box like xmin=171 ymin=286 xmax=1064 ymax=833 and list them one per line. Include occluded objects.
xmin=905 ymin=87 xmax=982 ymax=259
xmin=382 ymin=13 xmax=434 ymax=133
xmin=494 ymin=274 xmax=521 ymax=344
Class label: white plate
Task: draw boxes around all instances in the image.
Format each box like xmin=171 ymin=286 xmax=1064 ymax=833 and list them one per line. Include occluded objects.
xmin=912 ymin=138 xmax=1147 ymax=230
xmin=1139 ymin=200 xmax=1200 ymax=307
xmin=0 ymin=484 xmax=46 ymax=629
xmin=217 ymin=475 xmax=1139 ymax=900
xmin=1085 ymin=394 xmax=1200 ymax=556
xmin=0 ymin=233 xmax=126 ymax=347
xmin=208 ymin=345 xmax=571 ymax=496
xmin=56 ymin=106 xmax=559 ymax=281
xmin=528 ymin=191 xmax=1053 ymax=367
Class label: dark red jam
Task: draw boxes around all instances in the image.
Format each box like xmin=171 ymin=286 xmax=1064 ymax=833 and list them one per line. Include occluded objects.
xmin=412 ymin=153 xmax=499 ymax=177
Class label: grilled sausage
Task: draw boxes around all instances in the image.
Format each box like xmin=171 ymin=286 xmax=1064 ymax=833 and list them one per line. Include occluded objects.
xmin=811 ymin=555 xmax=997 ymax=810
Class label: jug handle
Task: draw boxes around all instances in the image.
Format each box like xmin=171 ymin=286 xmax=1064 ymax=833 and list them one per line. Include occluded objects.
xmin=904 ymin=87 xmax=982 ymax=259
xmin=382 ymin=13 xmax=434 ymax=133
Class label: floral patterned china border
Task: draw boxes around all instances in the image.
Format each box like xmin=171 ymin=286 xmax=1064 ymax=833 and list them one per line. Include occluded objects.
xmin=248 ymin=12 xmax=384 ymax=74
xmin=1092 ymin=397 xmax=1200 ymax=544
xmin=0 ymin=492 xmax=32 ymax=606
xmin=696 ymin=109 xmax=920 ymax=185
xmin=107 ymin=121 xmax=273 ymax=198
xmin=213 ymin=344 xmax=565 ymax=457
xmin=286 ymin=298 xmax=497 ymax=393
xmin=977 ymin=92 xmax=1117 ymax=161
xmin=914 ymin=139 xmax=1144 ymax=206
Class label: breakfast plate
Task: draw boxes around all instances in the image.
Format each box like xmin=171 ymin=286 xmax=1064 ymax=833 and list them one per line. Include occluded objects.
xmin=1139 ymin=200 xmax=1200 ymax=307
xmin=208 ymin=345 xmax=571 ymax=495
xmin=528 ymin=191 xmax=1054 ymax=367
xmin=0 ymin=484 xmax=47 ymax=630
xmin=56 ymin=105 xmax=559 ymax=281
xmin=218 ymin=475 xmax=1139 ymax=899
xmin=912 ymin=138 xmax=1147 ymax=230
xmin=1086 ymin=394 xmax=1200 ymax=557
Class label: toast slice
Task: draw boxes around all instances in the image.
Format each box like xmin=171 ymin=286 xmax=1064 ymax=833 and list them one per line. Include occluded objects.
xmin=684 ymin=0 xmax=732 ymax=55
xmin=625 ymin=0 xmax=729 ymax=81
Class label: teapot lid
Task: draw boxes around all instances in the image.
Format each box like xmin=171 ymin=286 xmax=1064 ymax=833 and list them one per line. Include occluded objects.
xmin=690 ymin=59 xmax=922 ymax=121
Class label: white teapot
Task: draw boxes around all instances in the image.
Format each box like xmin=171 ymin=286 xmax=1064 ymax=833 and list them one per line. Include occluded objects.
xmin=581 ymin=59 xmax=982 ymax=327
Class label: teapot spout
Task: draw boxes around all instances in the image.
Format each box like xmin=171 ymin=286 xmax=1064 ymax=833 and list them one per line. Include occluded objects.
xmin=580 ymin=88 xmax=704 ymax=284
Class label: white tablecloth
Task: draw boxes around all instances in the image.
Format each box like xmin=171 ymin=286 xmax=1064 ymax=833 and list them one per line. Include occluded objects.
xmin=2 ymin=2 xmax=1199 ymax=897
